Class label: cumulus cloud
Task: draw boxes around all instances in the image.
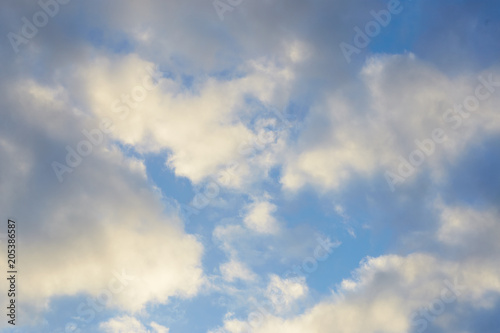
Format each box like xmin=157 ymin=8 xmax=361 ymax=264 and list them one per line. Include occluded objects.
xmin=2 ymin=0 xmax=500 ymax=332
xmin=217 ymin=200 xmax=500 ymax=333
xmin=77 ymin=52 xmax=294 ymax=187
xmin=0 ymin=73 xmax=205 ymax=324
xmin=243 ymin=198 xmax=280 ymax=234
xmin=266 ymin=275 xmax=308 ymax=313
xmin=220 ymin=259 xmax=258 ymax=283
xmin=281 ymin=54 xmax=500 ymax=192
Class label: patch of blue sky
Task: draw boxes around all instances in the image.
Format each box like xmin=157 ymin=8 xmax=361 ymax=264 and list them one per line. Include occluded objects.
xmin=366 ymin=0 xmax=421 ymax=56
xmin=148 ymin=295 xmax=229 ymax=333
xmin=440 ymin=133 xmax=500 ymax=209
xmin=35 ymin=294 xmax=122 ymax=333
xmin=86 ymin=28 xmax=134 ymax=55
xmin=268 ymin=187 xmax=389 ymax=289
xmin=143 ymin=153 xmax=195 ymax=209
xmin=407 ymin=0 xmax=500 ymax=73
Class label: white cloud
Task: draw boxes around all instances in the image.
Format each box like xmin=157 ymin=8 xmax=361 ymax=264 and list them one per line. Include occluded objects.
xmin=150 ymin=322 xmax=170 ymax=333
xmin=281 ymin=54 xmax=500 ymax=192
xmin=220 ymin=259 xmax=258 ymax=283
xmin=78 ymin=53 xmax=294 ymax=187
xmin=100 ymin=316 xmax=147 ymax=333
xmin=286 ymin=40 xmax=311 ymax=64
xmin=0 ymin=77 xmax=205 ymax=320
xmin=243 ymin=198 xmax=280 ymax=234
xmin=266 ymin=275 xmax=308 ymax=313
xmin=437 ymin=203 xmax=500 ymax=254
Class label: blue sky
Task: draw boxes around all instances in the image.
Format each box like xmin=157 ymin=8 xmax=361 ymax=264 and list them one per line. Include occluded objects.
xmin=1 ymin=0 xmax=500 ymax=332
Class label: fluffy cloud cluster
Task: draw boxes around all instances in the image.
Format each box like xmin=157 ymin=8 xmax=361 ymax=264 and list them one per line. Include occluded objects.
xmin=0 ymin=72 xmax=205 ymax=328
xmin=243 ymin=197 xmax=280 ymax=234
xmin=281 ymin=54 xmax=500 ymax=192
xmin=77 ymin=53 xmax=294 ymax=187
xmin=2 ymin=0 xmax=500 ymax=332
xmin=217 ymin=200 xmax=500 ymax=333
